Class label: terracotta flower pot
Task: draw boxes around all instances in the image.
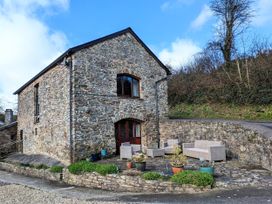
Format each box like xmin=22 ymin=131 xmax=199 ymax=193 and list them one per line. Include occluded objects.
xmin=172 ymin=166 xmax=183 ymax=174
xmin=127 ymin=162 xmax=133 ymax=169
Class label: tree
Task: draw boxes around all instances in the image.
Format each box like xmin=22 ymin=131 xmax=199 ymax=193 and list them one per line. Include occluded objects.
xmin=209 ymin=0 xmax=254 ymax=70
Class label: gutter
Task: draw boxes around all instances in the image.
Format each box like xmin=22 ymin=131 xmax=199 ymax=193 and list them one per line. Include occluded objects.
xmin=64 ymin=55 xmax=75 ymax=164
xmin=155 ymin=76 xmax=169 ymax=148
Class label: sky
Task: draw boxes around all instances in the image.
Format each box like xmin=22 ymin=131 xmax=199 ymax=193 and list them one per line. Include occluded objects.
xmin=0 ymin=0 xmax=272 ymax=109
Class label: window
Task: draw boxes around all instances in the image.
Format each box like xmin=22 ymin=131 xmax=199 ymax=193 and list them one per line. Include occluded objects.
xmin=117 ymin=74 xmax=140 ymax=98
xmin=20 ymin=130 xmax=23 ymax=141
xmin=34 ymin=84 xmax=40 ymax=123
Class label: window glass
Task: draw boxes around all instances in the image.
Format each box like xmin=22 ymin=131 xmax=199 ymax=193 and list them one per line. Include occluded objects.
xmin=135 ymin=124 xmax=141 ymax=137
xmin=132 ymin=79 xmax=139 ymax=97
xmin=123 ymin=76 xmax=132 ymax=96
xmin=117 ymin=74 xmax=140 ymax=98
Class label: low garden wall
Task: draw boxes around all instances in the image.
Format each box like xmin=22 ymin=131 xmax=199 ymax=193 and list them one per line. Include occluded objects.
xmin=160 ymin=119 xmax=272 ymax=171
xmin=62 ymin=169 xmax=211 ymax=193
xmin=0 ymin=162 xmax=211 ymax=193
xmin=0 ymin=162 xmax=62 ymax=182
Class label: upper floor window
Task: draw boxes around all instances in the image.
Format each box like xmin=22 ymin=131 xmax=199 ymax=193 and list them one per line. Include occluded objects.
xmin=117 ymin=74 xmax=140 ymax=98
xmin=34 ymin=84 xmax=40 ymax=123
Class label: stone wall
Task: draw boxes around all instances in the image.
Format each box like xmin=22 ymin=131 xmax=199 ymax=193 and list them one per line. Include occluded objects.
xmin=71 ymin=32 xmax=168 ymax=160
xmin=0 ymin=162 xmax=61 ymax=182
xmin=159 ymin=119 xmax=272 ymax=171
xmin=0 ymin=122 xmax=17 ymax=154
xmin=17 ymin=64 xmax=71 ymax=165
xmin=63 ymin=169 xmax=210 ymax=193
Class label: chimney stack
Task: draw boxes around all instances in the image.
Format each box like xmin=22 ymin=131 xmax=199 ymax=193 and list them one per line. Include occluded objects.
xmin=5 ymin=109 xmax=14 ymax=125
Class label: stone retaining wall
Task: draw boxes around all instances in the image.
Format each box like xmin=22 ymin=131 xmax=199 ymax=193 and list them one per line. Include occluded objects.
xmin=0 ymin=162 xmax=61 ymax=182
xmin=0 ymin=162 xmax=211 ymax=193
xmin=62 ymin=169 xmax=210 ymax=193
xmin=160 ymin=119 xmax=272 ymax=171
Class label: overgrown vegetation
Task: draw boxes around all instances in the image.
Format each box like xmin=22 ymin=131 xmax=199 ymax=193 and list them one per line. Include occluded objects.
xmin=50 ymin=166 xmax=63 ymax=173
xmin=167 ymin=0 xmax=272 ymax=121
xmin=68 ymin=161 xmax=118 ymax=175
xmin=171 ymin=170 xmax=214 ymax=187
xmin=169 ymin=103 xmax=272 ymax=121
xmin=142 ymin=172 xmax=163 ymax=180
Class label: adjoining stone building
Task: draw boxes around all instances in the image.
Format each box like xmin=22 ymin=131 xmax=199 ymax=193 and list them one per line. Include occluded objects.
xmin=0 ymin=109 xmax=18 ymax=155
xmin=14 ymin=28 xmax=170 ymax=165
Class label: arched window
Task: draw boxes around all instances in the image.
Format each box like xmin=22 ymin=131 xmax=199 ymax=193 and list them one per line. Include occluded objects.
xmin=117 ymin=74 xmax=140 ymax=98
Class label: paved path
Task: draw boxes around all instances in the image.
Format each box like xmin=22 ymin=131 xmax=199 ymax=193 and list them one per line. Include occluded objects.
xmin=0 ymin=170 xmax=271 ymax=203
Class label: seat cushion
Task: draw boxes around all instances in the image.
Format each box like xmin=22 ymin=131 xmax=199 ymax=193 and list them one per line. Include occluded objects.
xmin=186 ymin=148 xmax=209 ymax=153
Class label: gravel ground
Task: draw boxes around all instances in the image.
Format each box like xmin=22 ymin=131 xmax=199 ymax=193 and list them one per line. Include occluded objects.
xmin=0 ymin=184 xmax=126 ymax=204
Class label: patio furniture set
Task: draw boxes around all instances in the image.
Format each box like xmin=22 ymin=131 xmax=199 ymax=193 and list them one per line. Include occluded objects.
xmin=120 ymin=139 xmax=226 ymax=161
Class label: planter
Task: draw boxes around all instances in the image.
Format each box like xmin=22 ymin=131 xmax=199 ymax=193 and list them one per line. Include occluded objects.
xmin=134 ymin=162 xmax=146 ymax=171
xmin=199 ymin=167 xmax=214 ymax=175
xmin=101 ymin=149 xmax=107 ymax=157
xmin=126 ymin=162 xmax=133 ymax=169
xmin=90 ymin=153 xmax=101 ymax=162
xmin=172 ymin=166 xmax=183 ymax=174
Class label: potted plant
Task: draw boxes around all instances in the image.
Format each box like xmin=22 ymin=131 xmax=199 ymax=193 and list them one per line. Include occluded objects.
xmin=170 ymin=147 xmax=187 ymax=174
xmin=126 ymin=159 xmax=133 ymax=169
xmin=100 ymin=141 xmax=107 ymax=157
xmin=132 ymin=153 xmax=147 ymax=171
xmin=199 ymin=160 xmax=214 ymax=175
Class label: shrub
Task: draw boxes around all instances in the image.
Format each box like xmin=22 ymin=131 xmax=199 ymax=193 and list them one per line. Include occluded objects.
xmin=95 ymin=164 xmax=118 ymax=176
xmin=171 ymin=170 xmax=214 ymax=187
xmin=68 ymin=160 xmax=92 ymax=174
xmin=68 ymin=161 xmax=118 ymax=175
xmin=34 ymin=164 xmax=49 ymax=170
xmin=142 ymin=172 xmax=163 ymax=180
xmin=50 ymin=166 xmax=63 ymax=173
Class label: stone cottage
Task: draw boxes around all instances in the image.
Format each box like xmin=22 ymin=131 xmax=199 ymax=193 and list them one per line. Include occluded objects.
xmin=14 ymin=28 xmax=171 ymax=165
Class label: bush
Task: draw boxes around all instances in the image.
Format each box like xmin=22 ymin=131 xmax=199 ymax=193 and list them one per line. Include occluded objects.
xmin=142 ymin=172 xmax=163 ymax=180
xmin=68 ymin=161 xmax=118 ymax=175
xmin=68 ymin=160 xmax=94 ymax=174
xmin=95 ymin=164 xmax=118 ymax=176
xmin=34 ymin=164 xmax=49 ymax=170
xmin=50 ymin=166 xmax=63 ymax=173
xmin=171 ymin=170 xmax=214 ymax=187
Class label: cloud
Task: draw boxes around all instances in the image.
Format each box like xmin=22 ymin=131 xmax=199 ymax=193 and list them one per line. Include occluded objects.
xmin=252 ymin=0 xmax=272 ymax=26
xmin=161 ymin=0 xmax=195 ymax=11
xmin=191 ymin=4 xmax=213 ymax=29
xmin=159 ymin=39 xmax=201 ymax=69
xmin=0 ymin=0 xmax=69 ymax=110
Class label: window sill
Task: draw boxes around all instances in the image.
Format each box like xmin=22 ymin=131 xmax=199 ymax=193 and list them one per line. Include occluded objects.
xmin=118 ymin=96 xmax=144 ymax=101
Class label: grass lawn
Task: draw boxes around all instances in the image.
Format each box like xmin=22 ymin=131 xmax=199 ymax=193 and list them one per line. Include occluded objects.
xmin=169 ymin=103 xmax=272 ymax=121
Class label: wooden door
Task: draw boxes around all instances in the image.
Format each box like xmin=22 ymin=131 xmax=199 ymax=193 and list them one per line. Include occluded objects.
xmin=115 ymin=119 xmax=141 ymax=154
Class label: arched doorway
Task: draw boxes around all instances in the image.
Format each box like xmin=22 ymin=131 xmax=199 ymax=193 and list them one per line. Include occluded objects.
xmin=115 ymin=119 xmax=141 ymax=154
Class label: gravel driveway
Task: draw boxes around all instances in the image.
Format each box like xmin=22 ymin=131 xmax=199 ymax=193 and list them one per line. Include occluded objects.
xmin=0 ymin=184 xmax=125 ymax=204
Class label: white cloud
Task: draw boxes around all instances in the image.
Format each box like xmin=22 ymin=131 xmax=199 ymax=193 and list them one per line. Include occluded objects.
xmin=252 ymin=0 xmax=272 ymax=26
xmin=191 ymin=4 xmax=213 ymax=29
xmin=161 ymin=0 xmax=195 ymax=11
xmin=0 ymin=0 xmax=69 ymax=110
xmin=159 ymin=39 xmax=201 ymax=69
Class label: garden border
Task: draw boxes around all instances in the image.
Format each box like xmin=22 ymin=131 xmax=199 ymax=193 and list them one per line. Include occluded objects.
xmin=0 ymin=162 xmax=211 ymax=193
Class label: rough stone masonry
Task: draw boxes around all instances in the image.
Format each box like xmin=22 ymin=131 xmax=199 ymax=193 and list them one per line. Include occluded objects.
xmin=15 ymin=28 xmax=169 ymax=165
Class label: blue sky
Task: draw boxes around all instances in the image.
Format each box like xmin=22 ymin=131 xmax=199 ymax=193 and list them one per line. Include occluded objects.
xmin=0 ymin=0 xmax=272 ymax=109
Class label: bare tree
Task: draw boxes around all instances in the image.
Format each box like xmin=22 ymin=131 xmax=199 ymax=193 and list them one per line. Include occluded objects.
xmin=209 ymin=0 xmax=254 ymax=70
